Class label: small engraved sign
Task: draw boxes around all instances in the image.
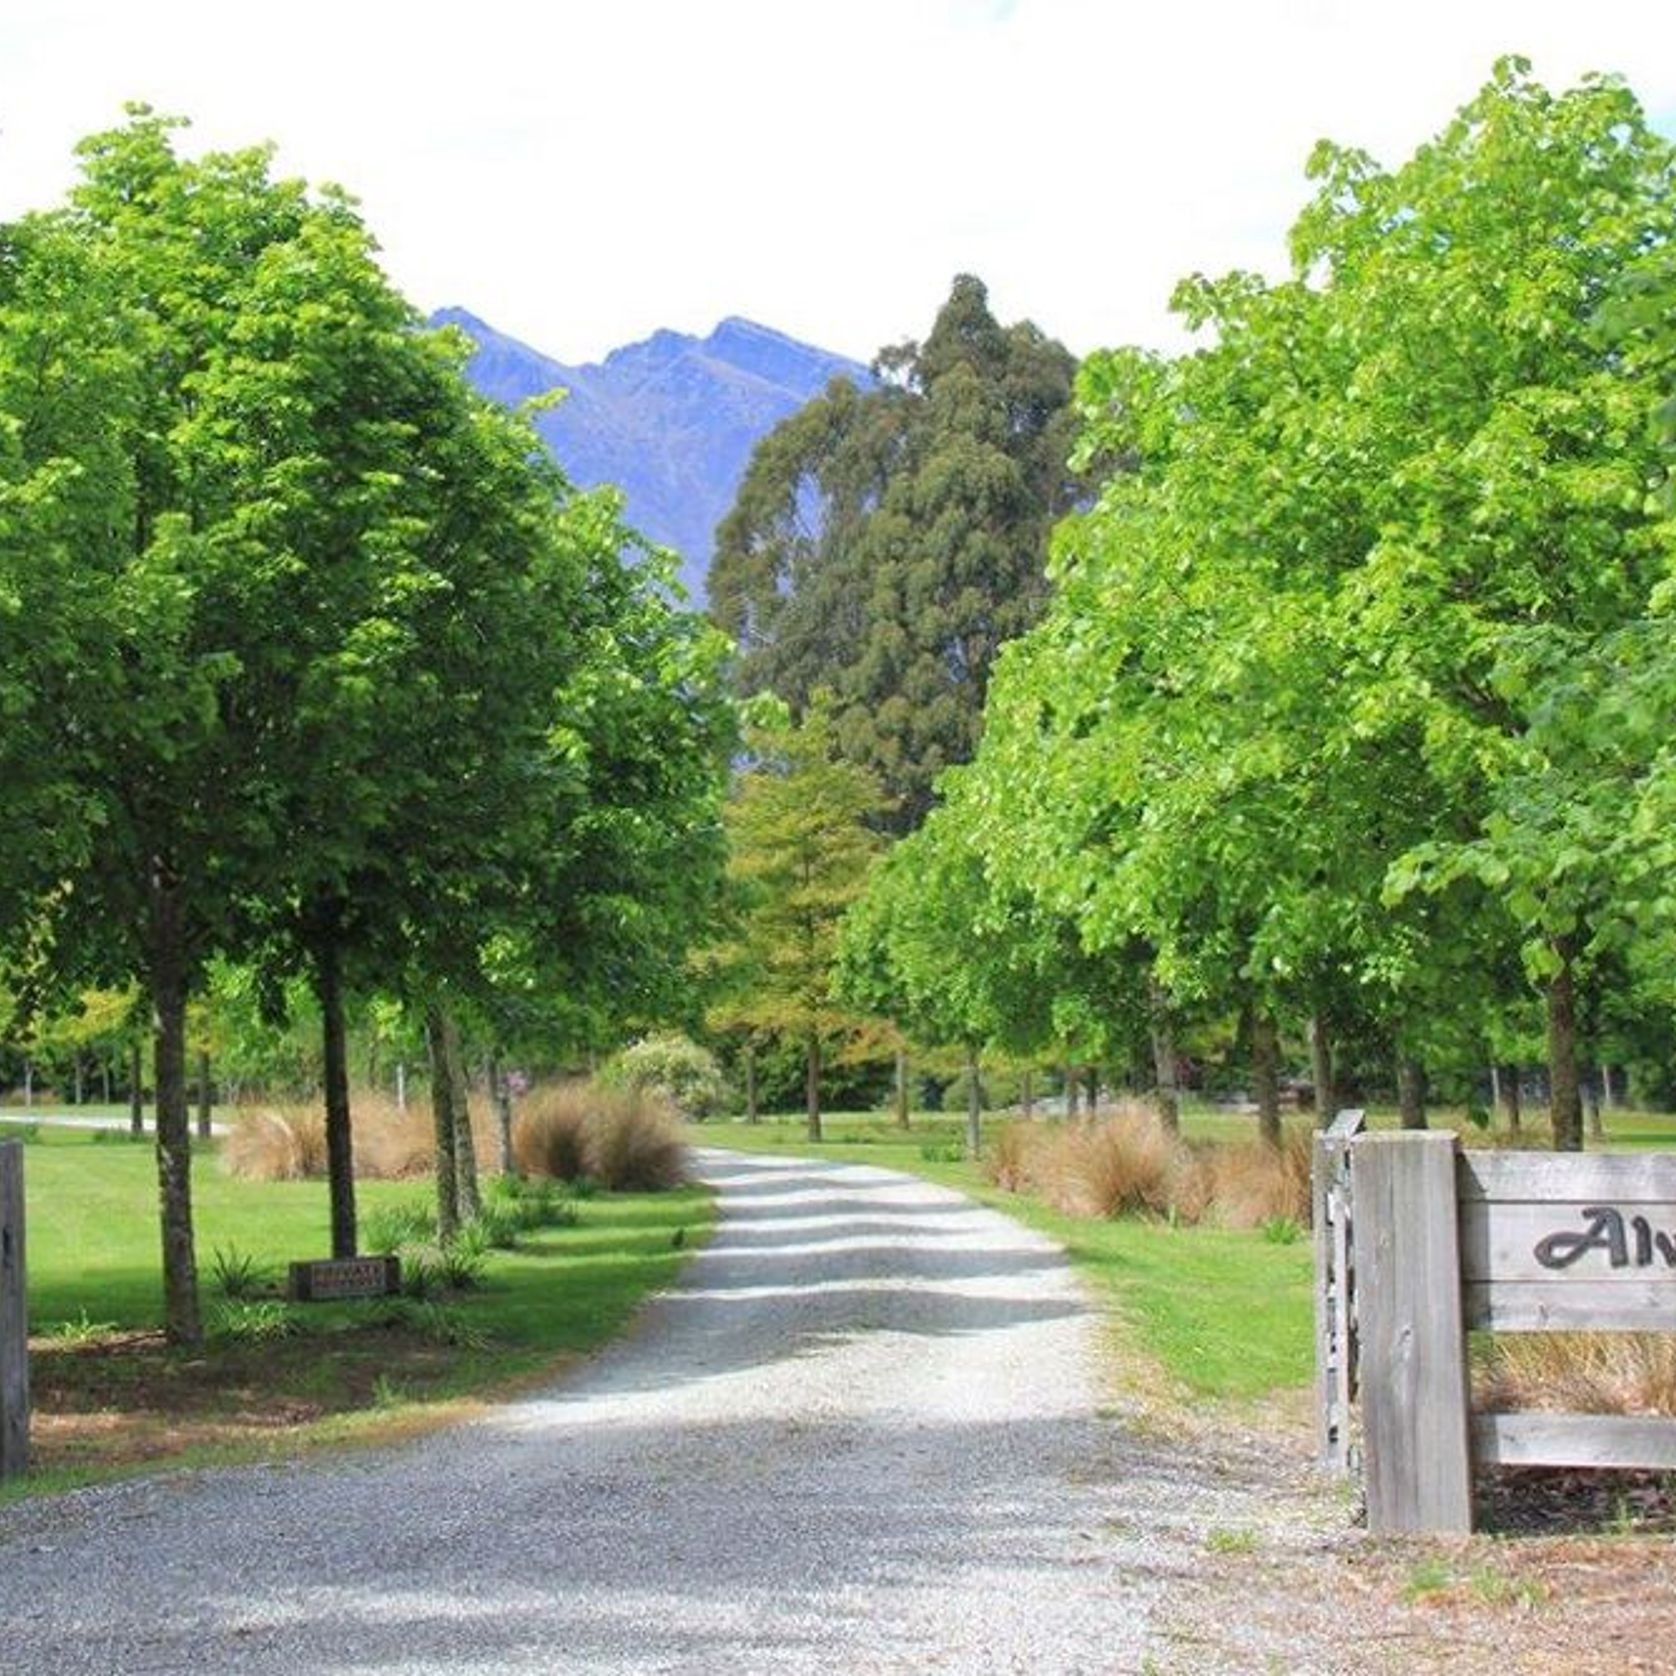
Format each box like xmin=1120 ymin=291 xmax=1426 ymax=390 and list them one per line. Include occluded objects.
xmin=288 ymin=1255 xmax=401 ymax=1302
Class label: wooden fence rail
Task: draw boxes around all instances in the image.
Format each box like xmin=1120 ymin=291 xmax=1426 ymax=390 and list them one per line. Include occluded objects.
xmin=1316 ymin=1131 xmax=1676 ymax=1534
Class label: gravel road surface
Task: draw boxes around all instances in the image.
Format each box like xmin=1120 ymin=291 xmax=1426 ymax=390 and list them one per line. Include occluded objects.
xmin=0 ymin=1148 xmax=1332 ymax=1674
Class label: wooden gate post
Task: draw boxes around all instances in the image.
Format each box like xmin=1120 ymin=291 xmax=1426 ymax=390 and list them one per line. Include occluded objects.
xmin=1 ymin=1140 xmax=27 ymax=1479
xmin=1313 ymin=1108 xmax=1364 ymax=1472
xmin=1350 ymin=1131 xmax=1471 ymax=1534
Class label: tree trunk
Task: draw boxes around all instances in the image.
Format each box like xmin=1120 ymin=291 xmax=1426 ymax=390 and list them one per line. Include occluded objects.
xmin=1602 ymin=1064 xmax=1621 ymax=1112
xmin=1063 ymin=1057 xmax=1079 ymax=1121
xmin=743 ymin=1039 xmax=759 ymax=1125
xmin=1396 ymin=1055 xmax=1428 ymax=1130
xmin=1083 ymin=1065 xmax=1099 ymax=1116
xmin=1251 ymin=1007 xmax=1282 ymax=1150
xmin=445 ymin=1017 xmax=480 ymax=1223
xmin=964 ymin=1042 xmax=984 ymax=1160
xmin=1309 ymin=1012 xmax=1335 ymax=1131
xmin=395 ymin=1060 xmax=407 ymax=1113
xmin=129 ymin=1038 xmax=144 ymax=1136
xmin=148 ymin=870 xmax=201 ymax=1348
xmin=315 ymin=938 xmax=357 ymax=1258
xmin=1148 ymin=982 xmax=1180 ymax=1135
xmin=805 ymin=1033 xmax=822 ymax=1143
xmin=1496 ymin=1062 xmax=1522 ymax=1133
xmin=424 ymin=1005 xmax=460 ymax=1242
xmin=21 ymin=1062 xmax=31 ymax=1108
xmin=894 ymin=1045 xmax=911 ymax=1130
xmin=72 ymin=1055 xmax=84 ymax=1106
xmin=100 ymin=1057 xmax=112 ymax=1104
xmin=1585 ymin=1066 xmax=1604 ymax=1141
xmin=490 ymin=1051 xmax=517 ymax=1176
xmin=1547 ymin=943 xmax=1583 ymax=1153
xmin=1021 ymin=1068 xmax=1034 ymax=1120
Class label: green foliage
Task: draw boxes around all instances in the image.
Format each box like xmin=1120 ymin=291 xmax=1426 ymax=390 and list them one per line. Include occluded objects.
xmin=0 ymin=106 xmax=737 ymax=1319
xmin=396 ymin=1236 xmax=487 ymax=1299
xmin=210 ymin=1244 xmax=275 ymax=1300
xmin=372 ymin=1297 xmax=492 ymax=1351
xmin=906 ymin=61 xmax=1676 ymax=1136
xmin=702 ymin=706 xmax=887 ymax=1129
xmin=207 ymin=1299 xmax=302 ymax=1345
xmin=602 ymin=1033 xmax=727 ymax=1118
xmin=46 ymin=1309 xmax=117 ymax=1346
xmin=482 ymin=1172 xmax=578 ymax=1229
xmin=710 ymin=275 xmax=1079 ymax=831
xmin=362 ymin=1200 xmax=435 ymax=1256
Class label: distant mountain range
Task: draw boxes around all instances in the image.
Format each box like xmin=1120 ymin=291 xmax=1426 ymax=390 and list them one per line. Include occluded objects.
xmin=432 ymin=307 xmax=871 ymax=602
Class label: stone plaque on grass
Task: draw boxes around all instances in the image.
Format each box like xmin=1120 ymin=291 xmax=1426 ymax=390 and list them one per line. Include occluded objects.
xmin=288 ymin=1255 xmax=400 ymax=1302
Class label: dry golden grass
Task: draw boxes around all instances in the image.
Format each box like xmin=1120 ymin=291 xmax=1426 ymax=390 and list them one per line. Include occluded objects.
xmin=583 ymin=1092 xmax=686 ymax=1191
xmin=1195 ymin=1127 xmax=1313 ymax=1229
xmin=984 ymin=1106 xmax=1313 ymax=1228
xmin=512 ymin=1081 xmax=592 ymax=1181
xmin=223 ymin=1105 xmax=330 ymax=1180
xmin=1478 ymin=1333 xmax=1676 ymax=1418
xmin=985 ymin=1119 xmax=1037 ymax=1193
xmin=225 ymin=1089 xmax=518 ymax=1184
xmin=223 ymin=1092 xmax=433 ymax=1182
xmin=988 ymin=1105 xmax=1188 ymax=1220
xmin=513 ymin=1080 xmax=687 ymax=1191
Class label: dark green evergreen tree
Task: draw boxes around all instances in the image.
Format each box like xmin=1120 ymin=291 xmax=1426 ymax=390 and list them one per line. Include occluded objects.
xmin=709 ymin=275 xmax=1078 ymax=831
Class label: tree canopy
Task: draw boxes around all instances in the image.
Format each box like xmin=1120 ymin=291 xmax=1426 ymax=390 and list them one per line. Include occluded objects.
xmin=0 ymin=109 xmax=734 ymax=1332
xmin=709 ymin=275 xmax=1079 ymax=831
xmin=877 ymin=61 xmax=1676 ymax=1142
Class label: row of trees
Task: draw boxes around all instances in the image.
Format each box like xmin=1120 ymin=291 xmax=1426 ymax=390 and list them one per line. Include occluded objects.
xmin=830 ymin=62 xmax=1676 ymax=1149
xmin=0 ymin=111 xmax=734 ymax=1339
xmin=699 ymin=280 xmax=1085 ymax=1132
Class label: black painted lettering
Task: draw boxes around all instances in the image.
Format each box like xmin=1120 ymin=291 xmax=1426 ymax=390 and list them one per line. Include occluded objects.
xmin=1534 ymin=1206 xmax=1630 ymax=1270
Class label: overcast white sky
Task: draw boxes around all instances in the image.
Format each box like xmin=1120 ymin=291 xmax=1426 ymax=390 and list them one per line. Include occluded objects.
xmin=3 ymin=1 xmax=1674 ymax=366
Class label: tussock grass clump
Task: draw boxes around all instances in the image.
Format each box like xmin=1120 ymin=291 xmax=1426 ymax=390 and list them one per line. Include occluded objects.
xmin=984 ymin=1108 xmax=1313 ymax=1229
xmin=1040 ymin=1112 xmax=1188 ymax=1219
xmin=1195 ymin=1128 xmax=1312 ymax=1230
xmin=223 ymin=1106 xmax=329 ymax=1180
xmin=224 ymin=1093 xmax=433 ymax=1183
xmin=225 ymin=1080 xmax=686 ymax=1194
xmin=513 ymin=1081 xmax=592 ymax=1181
xmin=987 ymin=1108 xmax=1189 ymax=1220
xmin=585 ymin=1094 xmax=687 ymax=1191
xmin=1478 ymin=1333 xmax=1676 ymax=1418
xmin=986 ymin=1121 xmax=1036 ymax=1192
xmin=514 ymin=1080 xmax=687 ymax=1191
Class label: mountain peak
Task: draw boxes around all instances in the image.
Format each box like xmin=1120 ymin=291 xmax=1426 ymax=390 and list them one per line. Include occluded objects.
xmin=436 ymin=308 xmax=870 ymax=601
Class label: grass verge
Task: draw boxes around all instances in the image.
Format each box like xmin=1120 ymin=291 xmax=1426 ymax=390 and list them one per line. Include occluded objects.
xmin=7 ymin=1126 xmax=711 ymax=1501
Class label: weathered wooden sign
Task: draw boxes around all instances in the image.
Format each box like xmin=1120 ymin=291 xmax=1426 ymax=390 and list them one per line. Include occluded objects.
xmin=287 ymin=1254 xmax=401 ymax=1303
xmin=1319 ymin=1134 xmax=1676 ymax=1534
xmin=1 ymin=1141 xmax=27 ymax=1480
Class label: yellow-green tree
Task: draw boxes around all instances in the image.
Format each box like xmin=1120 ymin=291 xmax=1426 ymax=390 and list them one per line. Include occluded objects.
xmin=709 ymin=707 xmax=885 ymax=1139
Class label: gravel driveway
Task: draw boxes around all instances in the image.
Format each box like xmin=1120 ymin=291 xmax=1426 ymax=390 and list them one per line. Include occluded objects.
xmin=0 ymin=1148 xmax=1337 ymax=1674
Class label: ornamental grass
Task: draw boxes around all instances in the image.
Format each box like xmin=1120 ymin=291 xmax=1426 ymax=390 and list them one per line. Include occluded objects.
xmin=984 ymin=1106 xmax=1311 ymax=1229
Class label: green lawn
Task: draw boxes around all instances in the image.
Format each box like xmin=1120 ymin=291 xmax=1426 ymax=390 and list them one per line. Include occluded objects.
xmin=3 ymin=1126 xmax=712 ymax=1495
